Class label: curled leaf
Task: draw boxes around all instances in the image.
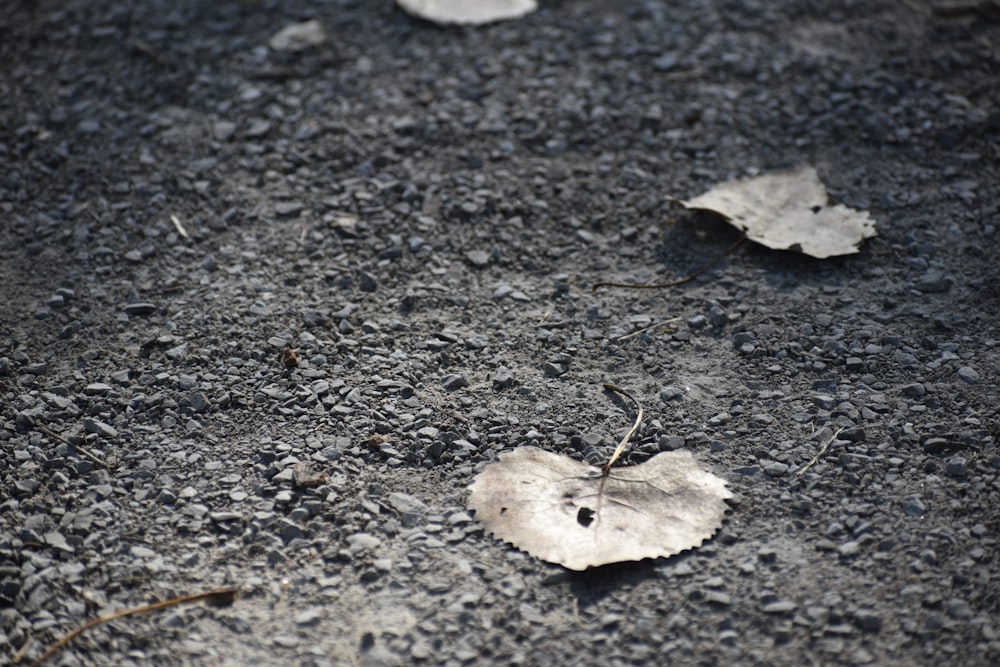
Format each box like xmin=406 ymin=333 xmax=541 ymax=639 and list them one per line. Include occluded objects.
xmin=677 ymin=164 xmax=877 ymax=259
xmin=468 ymin=447 xmax=732 ymax=570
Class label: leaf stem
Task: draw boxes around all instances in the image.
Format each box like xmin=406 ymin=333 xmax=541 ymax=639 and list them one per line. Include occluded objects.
xmin=601 ymin=384 xmax=644 ymax=474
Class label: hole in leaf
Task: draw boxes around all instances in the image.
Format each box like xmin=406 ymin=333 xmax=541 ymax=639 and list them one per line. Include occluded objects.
xmin=577 ymin=507 xmax=595 ymax=528
xmin=811 ymin=205 xmax=822 ymax=213
xmin=500 ymin=507 xmax=508 ymax=514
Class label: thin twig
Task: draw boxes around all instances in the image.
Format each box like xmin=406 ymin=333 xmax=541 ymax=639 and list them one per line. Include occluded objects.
xmin=593 ymin=236 xmax=746 ymax=291
xmin=601 ymin=384 xmax=645 ymax=474
xmin=616 ymin=317 xmax=681 ymax=341
xmin=796 ymin=427 xmax=846 ymax=476
xmin=28 ymin=588 xmax=238 ymax=667
xmin=12 ymin=636 xmax=33 ymax=664
xmin=35 ymin=425 xmax=116 ymax=471
xmin=169 ymin=215 xmax=189 ymax=240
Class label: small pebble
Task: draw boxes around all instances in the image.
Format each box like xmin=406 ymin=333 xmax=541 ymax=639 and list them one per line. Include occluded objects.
xmin=294 ymin=608 xmax=322 ymax=627
xmin=854 ymin=610 xmax=882 ymax=632
xmin=945 ymin=457 xmax=967 ymax=477
xmin=493 ymin=366 xmax=514 ymax=390
xmin=465 ymin=250 xmax=490 ymax=267
xmin=441 ymin=374 xmax=468 ymax=390
xmin=83 ymin=419 xmax=118 ymax=439
xmin=123 ymin=303 xmax=157 ymax=317
xmin=956 ymin=366 xmax=979 ymax=384
xmin=901 ymin=495 xmax=925 ymax=516
xmin=761 ymin=600 xmax=796 ymax=614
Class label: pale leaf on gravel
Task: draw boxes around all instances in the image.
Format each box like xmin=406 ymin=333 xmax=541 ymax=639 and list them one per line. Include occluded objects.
xmin=677 ymin=164 xmax=877 ymax=259
xmin=396 ymin=0 xmax=537 ymax=25
xmin=468 ymin=446 xmax=732 ymax=570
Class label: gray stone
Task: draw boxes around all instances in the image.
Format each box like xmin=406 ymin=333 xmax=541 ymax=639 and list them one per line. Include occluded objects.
xmin=465 ymin=250 xmax=490 ymax=267
xmin=709 ymin=305 xmax=728 ymax=327
xmin=916 ymin=271 xmax=951 ymax=293
xmin=359 ymin=272 xmax=378 ymax=292
xmin=295 ymin=608 xmax=323 ymax=627
xmin=346 ymin=533 xmax=380 ymax=550
xmin=659 ymin=435 xmax=685 ymax=451
xmin=387 ymin=492 xmax=427 ymax=515
xmin=123 ymin=303 xmax=157 ymax=316
xmin=542 ymin=362 xmax=567 ymax=377
xmin=901 ymin=495 xmax=925 ymax=516
xmin=854 ymin=610 xmax=882 ymax=632
xmin=761 ymin=600 xmax=797 ymax=614
xmin=43 ymin=531 xmax=74 ymax=554
xmin=732 ymin=332 xmax=756 ymax=352
xmin=763 ymin=462 xmax=789 ymax=477
xmin=213 ymin=121 xmax=236 ymax=142
xmin=945 ymin=456 xmax=967 ymax=477
xmin=956 ymin=366 xmax=979 ymax=384
xmin=705 ymin=591 xmax=732 ymax=605
xmin=946 ymin=598 xmax=974 ymax=620
xmin=660 ymin=385 xmax=684 ymax=402
xmin=188 ymin=391 xmax=211 ymax=413
xmin=837 ymin=541 xmax=861 ymax=557
xmin=441 ymin=374 xmax=468 ymax=390
xmin=83 ymin=419 xmax=118 ymax=438
xmin=493 ymin=366 xmax=514 ymax=389
xmin=278 ymin=520 xmax=305 ymax=544
xmin=813 ymin=394 xmax=836 ymax=409
xmin=274 ymin=202 xmax=304 ymax=220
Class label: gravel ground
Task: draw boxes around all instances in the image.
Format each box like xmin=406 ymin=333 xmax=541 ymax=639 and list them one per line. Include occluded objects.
xmin=2 ymin=1 xmax=999 ymax=665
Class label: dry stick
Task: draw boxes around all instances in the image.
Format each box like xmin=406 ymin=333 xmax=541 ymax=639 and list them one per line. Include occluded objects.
xmin=12 ymin=637 xmax=33 ymax=664
xmin=616 ymin=317 xmax=681 ymax=342
xmin=27 ymin=588 xmax=238 ymax=667
xmin=601 ymin=384 xmax=644 ymax=474
xmin=35 ymin=425 xmax=116 ymax=471
xmin=796 ymin=427 xmax=846 ymax=476
xmin=592 ymin=236 xmax=746 ymax=291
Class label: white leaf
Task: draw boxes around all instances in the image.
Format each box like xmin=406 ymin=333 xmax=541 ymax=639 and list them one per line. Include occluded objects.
xmin=396 ymin=0 xmax=538 ymax=26
xmin=468 ymin=447 xmax=732 ymax=570
xmin=678 ymin=165 xmax=877 ymax=259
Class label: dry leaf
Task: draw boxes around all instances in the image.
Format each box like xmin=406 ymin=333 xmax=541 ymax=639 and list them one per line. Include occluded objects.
xmin=677 ymin=164 xmax=877 ymax=259
xmin=468 ymin=447 xmax=732 ymax=570
xmin=396 ymin=0 xmax=538 ymax=25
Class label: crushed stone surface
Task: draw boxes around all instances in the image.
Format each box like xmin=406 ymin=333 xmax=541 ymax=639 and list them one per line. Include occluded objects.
xmin=1 ymin=1 xmax=998 ymax=665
